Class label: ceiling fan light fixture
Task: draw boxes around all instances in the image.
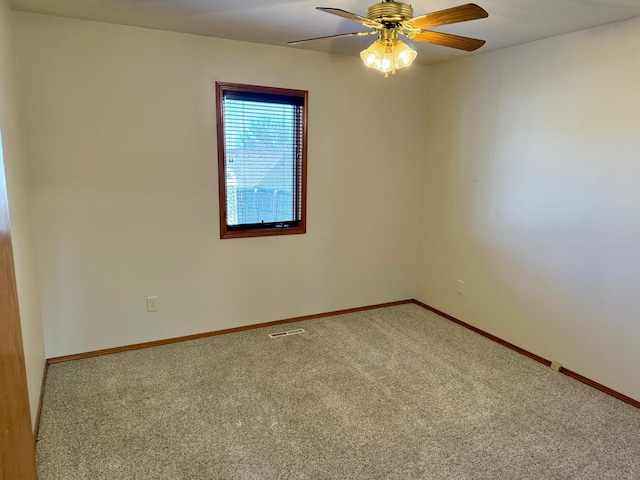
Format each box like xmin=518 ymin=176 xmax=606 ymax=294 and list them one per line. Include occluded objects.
xmin=360 ymin=39 xmax=416 ymax=77
xmin=290 ymin=2 xmax=488 ymax=77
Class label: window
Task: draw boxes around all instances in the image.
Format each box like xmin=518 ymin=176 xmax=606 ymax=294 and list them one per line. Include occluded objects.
xmin=216 ymin=82 xmax=308 ymax=239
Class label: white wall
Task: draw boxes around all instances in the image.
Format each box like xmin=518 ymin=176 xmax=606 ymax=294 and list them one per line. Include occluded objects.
xmin=13 ymin=13 xmax=428 ymax=358
xmin=15 ymin=8 xmax=639 ymax=403
xmin=0 ymin=0 xmax=45 ymax=425
xmin=417 ymin=17 xmax=640 ymax=402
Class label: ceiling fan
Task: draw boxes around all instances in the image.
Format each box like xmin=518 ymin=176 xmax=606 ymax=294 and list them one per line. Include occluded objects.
xmin=289 ymin=1 xmax=488 ymax=78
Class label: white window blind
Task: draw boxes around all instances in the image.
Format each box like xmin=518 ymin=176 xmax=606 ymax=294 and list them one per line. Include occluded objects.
xmin=221 ymin=89 xmax=304 ymax=231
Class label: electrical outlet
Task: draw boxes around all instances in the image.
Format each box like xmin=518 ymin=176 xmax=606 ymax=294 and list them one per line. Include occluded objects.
xmin=550 ymin=361 xmax=562 ymax=372
xmin=456 ymin=280 xmax=465 ymax=295
xmin=147 ymin=296 xmax=158 ymax=312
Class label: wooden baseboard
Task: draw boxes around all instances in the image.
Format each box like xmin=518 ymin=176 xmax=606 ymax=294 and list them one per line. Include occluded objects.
xmin=44 ymin=298 xmax=639 ymax=409
xmin=47 ymin=299 xmax=414 ymax=364
xmin=560 ymin=367 xmax=640 ymax=408
xmin=412 ymin=300 xmax=551 ymax=366
xmin=33 ymin=359 xmax=48 ymax=441
xmin=411 ymin=299 xmax=640 ymax=409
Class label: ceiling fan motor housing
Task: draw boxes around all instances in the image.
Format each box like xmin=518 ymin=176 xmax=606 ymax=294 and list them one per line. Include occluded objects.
xmin=366 ymin=1 xmax=414 ymax=24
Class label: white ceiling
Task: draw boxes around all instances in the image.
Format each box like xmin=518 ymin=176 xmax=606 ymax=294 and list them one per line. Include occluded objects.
xmin=8 ymin=0 xmax=640 ymax=65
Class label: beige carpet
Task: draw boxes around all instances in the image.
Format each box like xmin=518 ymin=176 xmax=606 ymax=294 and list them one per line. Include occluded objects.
xmin=36 ymin=304 xmax=640 ymax=479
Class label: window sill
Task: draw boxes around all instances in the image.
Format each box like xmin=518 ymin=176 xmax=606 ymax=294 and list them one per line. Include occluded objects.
xmin=220 ymin=225 xmax=306 ymax=239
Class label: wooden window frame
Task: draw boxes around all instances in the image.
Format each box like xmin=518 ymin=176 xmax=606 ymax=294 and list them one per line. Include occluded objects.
xmin=216 ymin=82 xmax=308 ymax=239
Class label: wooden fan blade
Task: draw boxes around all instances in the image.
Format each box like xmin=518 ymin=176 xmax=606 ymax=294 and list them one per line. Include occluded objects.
xmin=413 ymin=30 xmax=485 ymax=51
xmin=409 ymin=4 xmax=488 ymax=29
xmin=316 ymin=7 xmax=381 ymax=29
xmin=288 ymin=31 xmax=376 ymax=45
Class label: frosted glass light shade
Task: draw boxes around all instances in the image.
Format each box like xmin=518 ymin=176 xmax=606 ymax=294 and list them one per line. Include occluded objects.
xmin=360 ymin=39 xmax=417 ymax=74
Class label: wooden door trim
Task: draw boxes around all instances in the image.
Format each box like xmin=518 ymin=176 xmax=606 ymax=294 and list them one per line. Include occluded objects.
xmin=0 ymin=140 xmax=38 ymax=478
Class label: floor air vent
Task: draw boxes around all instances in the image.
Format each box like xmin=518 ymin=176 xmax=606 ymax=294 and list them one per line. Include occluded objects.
xmin=268 ymin=328 xmax=305 ymax=338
